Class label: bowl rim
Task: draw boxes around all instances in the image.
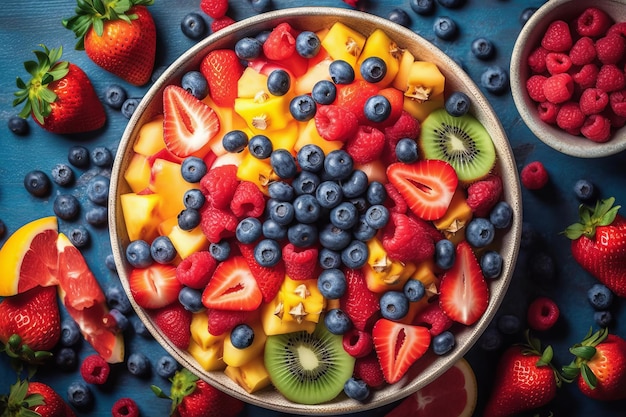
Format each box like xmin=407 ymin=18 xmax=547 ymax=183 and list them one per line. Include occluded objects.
xmin=109 ymin=6 xmax=522 ymax=414
xmin=510 ymin=0 xmax=626 ymax=158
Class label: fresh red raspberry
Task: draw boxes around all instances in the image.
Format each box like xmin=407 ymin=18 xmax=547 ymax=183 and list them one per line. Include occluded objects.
xmin=200 ymin=0 xmax=228 ymax=19
xmin=572 ymin=63 xmax=599 ymax=90
xmin=282 ymin=243 xmax=319 ymax=281
xmin=176 ymin=250 xmax=217 ymax=289
xmin=466 ymin=174 xmax=503 ymax=217
xmin=345 ymin=125 xmax=386 ymax=164
xmin=579 ymin=88 xmax=609 ymax=115
xmin=340 ymin=268 xmax=380 ymax=332
xmin=608 ymin=21 xmax=626 ymax=38
xmin=201 ymin=164 xmax=239 ymax=210
xmin=383 ymin=182 xmax=408 ymax=214
xmin=353 ymin=354 xmax=386 ymax=389
xmin=80 ymin=354 xmax=110 ymax=385
xmin=610 ymin=89 xmax=626 ymax=117
xmin=520 ymin=161 xmax=549 ymax=190
xmin=200 ymin=205 xmax=238 ymax=243
xmin=207 ymin=308 xmax=253 ymax=336
xmin=537 ymin=101 xmax=560 ymax=124
xmin=383 ymin=110 xmax=421 ymax=164
xmin=595 ymin=33 xmax=626 ymax=65
xmin=210 ymin=16 xmax=235 ymax=33
xmin=526 ymin=74 xmax=547 ymax=102
xmin=541 ymin=20 xmax=573 ymax=52
xmin=581 ymin=114 xmax=612 ymax=142
xmin=112 ymin=398 xmax=140 ymax=417
xmin=545 ymin=52 xmax=572 ymax=75
xmin=230 ymin=180 xmax=265 ymax=218
xmin=342 ymin=328 xmax=374 ymax=358
xmin=314 ymin=105 xmax=359 ymax=142
xmin=412 ymin=302 xmax=453 ymax=336
xmin=576 ymin=7 xmax=614 ymax=37
xmin=543 ymin=73 xmax=574 ymax=104
xmin=596 ymin=64 xmax=626 ymax=93
xmin=569 ymin=36 xmax=597 ymax=66
xmin=556 ymin=101 xmax=586 ymax=131
xmin=526 ymin=297 xmax=560 ymax=332
xmin=263 ymin=22 xmax=297 ymax=61
xmin=380 ymin=212 xmax=436 ymax=264
xmin=527 ymin=46 xmax=549 ymax=73
xmin=606 ymin=110 xmax=626 ymax=128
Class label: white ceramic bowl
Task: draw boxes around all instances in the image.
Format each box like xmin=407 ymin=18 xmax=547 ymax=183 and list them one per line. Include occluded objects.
xmin=510 ymin=0 xmax=626 ymax=158
xmin=110 ymin=7 xmax=521 ymax=414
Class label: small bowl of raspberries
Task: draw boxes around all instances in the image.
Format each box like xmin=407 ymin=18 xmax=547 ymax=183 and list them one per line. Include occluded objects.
xmin=511 ymin=0 xmax=626 ymax=158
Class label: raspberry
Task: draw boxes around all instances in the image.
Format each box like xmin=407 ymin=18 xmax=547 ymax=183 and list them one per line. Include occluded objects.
xmin=383 ymin=110 xmax=421 ymax=164
xmin=595 ymin=33 xmax=626 ymax=65
xmin=200 ymin=0 xmax=228 ymax=18
xmin=576 ymin=7 xmax=614 ymax=37
xmin=210 ymin=16 xmax=235 ymax=33
xmin=112 ymin=398 xmax=140 ymax=417
xmin=520 ymin=161 xmax=549 ymax=190
xmin=572 ymin=63 xmax=599 ymax=90
xmin=340 ymin=268 xmax=380 ymax=331
xmin=541 ymin=20 xmax=573 ymax=52
xmin=466 ymin=174 xmax=503 ymax=217
xmin=527 ymin=46 xmax=549 ymax=73
xmin=200 ymin=205 xmax=238 ymax=243
xmin=608 ymin=21 xmax=626 ymax=38
xmin=606 ymin=110 xmax=626 ymax=128
xmin=380 ymin=212 xmax=436 ymax=263
xmin=80 ymin=354 xmax=110 ymax=385
xmin=581 ymin=114 xmax=612 ymax=142
xmin=207 ymin=308 xmax=253 ymax=335
xmin=537 ymin=101 xmax=560 ymax=124
xmin=596 ymin=64 xmax=626 ymax=93
xmin=263 ymin=22 xmax=297 ymax=61
xmin=543 ymin=73 xmax=574 ymax=104
xmin=353 ymin=354 xmax=385 ymax=389
xmin=545 ymin=52 xmax=572 ymax=75
xmin=556 ymin=101 xmax=585 ymax=131
xmin=412 ymin=302 xmax=454 ymax=336
xmin=526 ymin=297 xmax=560 ymax=332
xmin=342 ymin=328 xmax=374 ymax=358
xmin=201 ymin=164 xmax=239 ymax=210
xmin=282 ymin=243 xmax=318 ymax=281
xmin=569 ymin=36 xmax=596 ymax=66
xmin=610 ymin=90 xmax=626 ymax=117
xmin=383 ymin=182 xmax=408 ymax=214
xmin=176 ymin=250 xmax=217 ymax=289
xmin=230 ymin=180 xmax=265 ymax=218
xmin=314 ymin=105 xmax=359 ymax=142
xmin=345 ymin=125 xmax=385 ymax=164
xmin=526 ymin=75 xmax=547 ymax=102
xmin=579 ymin=88 xmax=609 ymax=115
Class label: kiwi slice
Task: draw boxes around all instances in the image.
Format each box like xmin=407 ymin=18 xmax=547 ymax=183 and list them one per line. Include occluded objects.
xmin=420 ymin=108 xmax=496 ymax=182
xmin=264 ymin=323 xmax=356 ymax=404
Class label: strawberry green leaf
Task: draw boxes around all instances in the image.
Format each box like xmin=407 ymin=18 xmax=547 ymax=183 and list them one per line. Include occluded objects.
xmin=580 ymin=363 xmax=598 ymax=390
xmin=564 ymin=197 xmax=621 ymax=240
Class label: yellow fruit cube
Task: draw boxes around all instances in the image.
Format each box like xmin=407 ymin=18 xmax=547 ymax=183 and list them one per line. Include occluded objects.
xmin=321 ymin=22 xmax=366 ymax=67
xmin=294 ymin=119 xmax=343 ymax=155
xmin=260 ymin=297 xmax=316 ymax=336
xmin=392 ymin=49 xmax=416 ymax=92
xmin=236 ymin=151 xmax=274 ymax=194
xmin=267 ymin=121 xmax=299 ymax=153
xmin=224 ymin=356 xmax=272 ymax=393
xmin=237 ymin=67 xmax=269 ymax=98
xmin=404 ymin=93 xmax=444 ymax=122
xmin=188 ymin=339 xmax=226 ymax=371
xmin=190 ymin=311 xmax=226 ymax=350
xmin=404 ymin=61 xmax=445 ymax=102
xmin=357 ymin=29 xmax=402 ymax=87
xmin=133 ymin=116 xmax=165 ymax=156
xmin=120 ymin=193 xmax=162 ymax=242
xmin=223 ymin=322 xmax=267 ymax=368
xmin=168 ymin=225 xmax=209 ymax=260
xmin=433 ymin=187 xmax=473 ymax=244
xmin=150 ymin=158 xmax=199 ymax=220
xmin=203 ymin=95 xmax=250 ymax=157
xmin=124 ymin=153 xmax=151 ymax=193
xmin=234 ymin=92 xmax=293 ymax=134
xmin=295 ymin=56 xmax=333 ymax=96
xmin=277 ymin=277 xmax=326 ymax=324
xmin=364 ymin=237 xmax=417 ymax=293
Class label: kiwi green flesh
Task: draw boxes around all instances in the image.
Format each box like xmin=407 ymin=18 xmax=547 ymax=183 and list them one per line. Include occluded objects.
xmin=264 ymin=324 xmax=356 ymax=405
xmin=420 ymin=108 xmax=496 ymax=183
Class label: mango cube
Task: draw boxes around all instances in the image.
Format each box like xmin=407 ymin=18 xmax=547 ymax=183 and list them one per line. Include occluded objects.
xmin=277 ymin=277 xmax=326 ymax=324
xmin=124 ymin=153 xmax=151 ymax=193
xmin=133 ymin=116 xmax=165 ymax=156
xmin=433 ymin=187 xmax=473 ymax=244
xmin=190 ymin=311 xmax=226 ymax=350
xmin=234 ymin=93 xmax=293 ymax=134
xmin=150 ymin=158 xmax=199 ymax=220
xmin=261 ymin=297 xmax=316 ymax=336
xmin=357 ymin=29 xmax=402 ymax=87
xmin=120 ymin=192 xmax=162 ymax=242
xmin=321 ymin=22 xmax=366 ymax=67
xmin=364 ymin=237 xmax=417 ymax=293
xmin=224 ymin=356 xmax=272 ymax=393
xmin=404 ymin=61 xmax=445 ymax=102
xmin=168 ymin=225 xmax=209 ymax=260
xmin=294 ymin=119 xmax=343 ymax=156
xmin=188 ymin=339 xmax=226 ymax=371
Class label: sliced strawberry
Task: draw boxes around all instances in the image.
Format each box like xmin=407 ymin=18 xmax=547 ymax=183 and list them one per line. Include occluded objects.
xmin=129 ymin=264 xmax=182 ymax=309
xmin=149 ymin=302 xmax=192 ymax=350
xmin=386 ymin=159 xmax=458 ymax=221
xmin=162 ymin=85 xmax=220 ymax=158
xmin=200 ymin=49 xmax=243 ymax=107
xmin=439 ymin=241 xmax=489 ymax=326
xmin=340 ymin=268 xmax=381 ymax=331
xmin=207 ymin=308 xmax=254 ymax=336
xmin=335 ymin=79 xmax=379 ymax=124
xmin=201 ymin=256 xmax=263 ymax=311
xmin=372 ymin=318 xmax=431 ymax=384
xmin=237 ymin=242 xmax=285 ymax=303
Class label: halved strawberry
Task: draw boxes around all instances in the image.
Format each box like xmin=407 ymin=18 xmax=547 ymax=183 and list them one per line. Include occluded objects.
xmin=438 ymin=241 xmax=489 ymax=326
xmin=237 ymin=242 xmax=285 ymax=303
xmin=129 ymin=264 xmax=182 ymax=309
xmin=334 ymin=79 xmax=379 ymax=124
xmin=201 ymin=256 xmax=263 ymax=311
xmin=386 ymin=159 xmax=458 ymax=221
xmin=163 ymin=85 xmax=220 ymax=158
xmin=200 ymin=49 xmax=243 ymax=107
xmin=372 ymin=318 xmax=431 ymax=384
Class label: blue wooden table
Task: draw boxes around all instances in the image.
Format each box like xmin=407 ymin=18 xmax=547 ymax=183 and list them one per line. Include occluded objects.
xmin=2 ymin=0 xmax=626 ymax=416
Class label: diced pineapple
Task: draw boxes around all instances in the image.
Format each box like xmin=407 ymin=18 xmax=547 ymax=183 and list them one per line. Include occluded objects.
xmin=157 ymin=216 xmax=178 ymax=237
xmin=188 ymin=339 xmax=226 ymax=371
xmin=364 ymin=237 xmax=417 ymax=293
xmin=277 ymin=277 xmax=326 ymax=324
xmin=267 ymin=121 xmax=299 ymax=152
xmin=224 ymin=356 xmax=272 ymax=393
xmin=237 ymin=67 xmax=269 ymax=98
xmin=236 ymin=150 xmax=274 ymax=194
xmin=150 ymin=158 xmax=200 ymax=220
xmin=168 ymin=225 xmax=209 ymax=259
xmin=356 ymin=29 xmax=402 ymax=87
xmin=124 ymin=153 xmax=151 ymax=193
xmin=404 ymin=61 xmax=445 ymax=102
xmin=320 ymin=22 xmax=366 ymax=67
xmin=223 ymin=322 xmax=267 ymax=368
xmin=392 ymin=49 xmax=416 ymax=92
xmin=433 ymin=187 xmax=473 ymax=244
xmin=260 ymin=296 xmax=317 ymax=336
xmin=133 ymin=116 xmax=165 ymax=156
xmin=234 ymin=92 xmax=293 ymax=134
xmin=120 ymin=192 xmax=162 ymax=242
xmin=404 ymin=93 xmax=445 ymax=122
xmin=190 ymin=311 xmax=226 ymax=350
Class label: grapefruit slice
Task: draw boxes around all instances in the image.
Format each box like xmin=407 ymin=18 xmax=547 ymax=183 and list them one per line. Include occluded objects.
xmin=385 ymin=358 xmax=477 ymax=417
xmin=0 ymin=216 xmax=59 ymax=296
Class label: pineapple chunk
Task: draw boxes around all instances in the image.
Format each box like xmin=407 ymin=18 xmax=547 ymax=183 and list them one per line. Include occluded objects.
xmin=357 ymin=29 xmax=402 ymax=87
xmin=261 ymin=296 xmax=316 ymax=336
xmin=234 ymin=92 xmax=293 ymax=133
xmin=433 ymin=187 xmax=473 ymax=244
xmin=190 ymin=311 xmax=226 ymax=350
xmin=237 ymin=67 xmax=269 ymax=98
xmin=277 ymin=277 xmax=326 ymax=324
xmin=133 ymin=116 xmax=165 ymax=156
xmin=404 ymin=93 xmax=445 ymax=121
xmin=168 ymin=225 xmax=209 ymax=259
xmin=188 ymin=339 xmax=226 ymax=371
xmin=364 ymin=237 xmax=417 ymax=293
xmin=120 ymin=192 xmax=162 ymax=242
xmin=392 ymin=49 xmax=416 ymax=92
xmin=223 ymin=322 xmax=267 ymax=368
xmin=124 ymin=153 xmax=151 ymax=193
xmin=321 ymin=22 xmax=366 ymax=67
xmin=404 ymin=61 xmax=445 ymax=102
xmin=224 ymin=356 xmax=272 ymax=393
xmin=236 ymin=150 xmax=274 ymax=194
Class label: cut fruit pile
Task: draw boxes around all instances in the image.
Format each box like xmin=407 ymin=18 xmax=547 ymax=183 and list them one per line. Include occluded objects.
xmin=118 ymin=20 xmax=513 ymax=404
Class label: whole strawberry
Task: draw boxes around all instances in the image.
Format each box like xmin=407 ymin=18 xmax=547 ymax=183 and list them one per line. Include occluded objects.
xmin=564 ymin=197 xmax=626 ymax=297
xmin=483 ymin=333 xmax=561 ymax=417
xmin=13 ymin=45 xmax=106 ymax=134
xmin=63 ymin=0 xmax=156 ymax=86
xmin=562 ymin=328 xmax=626 ymax=401
xmin=0 ymin=379 xmax=75 ymax=417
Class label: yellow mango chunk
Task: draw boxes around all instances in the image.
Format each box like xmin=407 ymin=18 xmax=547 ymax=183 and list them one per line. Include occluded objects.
xmin=168 ymin=225 xmax=209 ymax=260
xmin=120 ymin=193 xmax=162 ymax=242
xmin=321 ymin=22 xmax=366 ymax=67
xmin=267 ymin=121 xmax=299 ymax=152
xmin=357 ymin=29 xmax=402 ymax=87
xmin=278 ymin=277 xmax=326 ymax=324
xmin=405 ymin=61 xmax=445 ymax=102
xmin=188 ymin=339 xmax=226 ymax=371
xmin=236 ymin=151 xmax=274 ymax=194
xmin=223 ymin=322 xmax=267 ymax=368
xmin=364 ymin=237 xmax=417 ymax=293
xmin=124 ymin=153 xmax=151 ymax=193
xmin=190 ymin=311 xmax=226 ymax=350
xmin=234 ymin=92 xmax=293 ymax=134
xmin=433 ymin=187 xmax=473 ymax=244
xmin=261 ymin=297 xmax=317 ymax=336
xmin=237 ymin=67 xmax=269 ymax=98
xmin=157 ymin=217 xmax=178 ymax=237
xmin=133 ymin=116 xmax=165 ymax=156
xmin=224 ymin=356 xmax=272 ymax=394
xmin=392 ymin=49 xmax=416 ymax=92
xmin=404 ymin=93 xmax=444 ymax=122
xmin=150 ymin=158 xmax=199 ymax=220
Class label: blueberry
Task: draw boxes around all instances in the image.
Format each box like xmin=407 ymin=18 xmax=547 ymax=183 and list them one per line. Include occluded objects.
xmin=324 ymin=150 xmax=353 ymax=181
xmin=319 ymin=248 xmax=342 ymax=269
xmin=178 ymin=208 xmax=201 ymax=230
xmin=311 ymin=80 xmax=337 ymax=105
xmin=55 ymin=347 xmax=78 ymax=371
xmin=318 ymin=269 xmax=347 ymax=299
xmin=269 ymin=201 xmax=295 ymax=226
xmin=8 ymin=115 xmax=29 ymax=135
xmin=573 ymin=179 xmax=595 ymax=201
xmin=366 ymin=181 xmax=387 ymax=205
xmin=519 ymin=7 xmax=537 ymax=25
xmin=61 ymin=318 xmax=81 ymax=346
xmin=250 ymin=0 xmax=271 ymax=13
xmin=403 ymin=279 xmax=425 ymax=302
xmin=255 ymin=30 xmax=271 ymax=44
xmin=91 ymin=146 xmax=113 ymax=167
xmin=86 ymin=175 xmax=110 ymax=205
xmin=319 ymin=223 xmax=352 ymax=251
xmin=183 ymin=189 xmax=206 ymax=210
xmin=67 ymin=381 xmax=93 ymax=409
xmin=330 ymin=202 xmax=359 ymax=229
xmin=295 ymin=31 xmax=321 ymax=58
xmin=68 ymin=145 xmax=90 ymax=168
xmin=436 ymin=0 xmax=465 ymax=8
xmin=587 ymin=283 xmax=614 ymax=310
xmin=489 ymin=201 xmax=513 ymax=229
xmin=235 ymin=37 xmax=263 ymax=60
xmin=236 ymin=217 xmax=263 ymax=243
xmin=103 ymin=84 xmax=127 ymax=109
xmin=126 ymin=240 xmax=153 ymax=268
xmin=181 ymin=71 xmax=209 ymax=99
xmin=344 ymin=378 xmax=370 ymax=401
xmin=133 ymin=319 xmax=151 ymax=338
xmin=360 ymin=57 xmax=387 ymax=84
xmin=267 ymin=69 xmax=291 ymax=96
xmin=271 ymin=149 xmax=298 ymax=179
xmin=324 ymin=309 xmax=353 ymax=335
xmin=471 ymin=37 xmax=495 ymax=60
xmin=435 ymin=239 xmax=455 ymax=269
xmin=352 ymin=216 xmax=377 ymax=242
xmin=341 ymin=240 xmax=368 ymax=269
xmin=248 ymin=134 xmax=273 ymax=159
xmin=409 ymin=0 xmax=435 ymax=15
xmin=288 ymin=223 xmax=318 ymax=248
xmin=527 ymin=251 xmax=555 ymax=283
xmin=364 ymin=95 xmax=391 ymax=123
xmin=230 ymin=324 xmax=255 ymax=349
xmin=465 ymin=218 xmax=495 ymax=248
xmin=481 ymin=66 xmax=509 ymax=95
xmin=445 ymin=91 xmax=471 ymax=117
xmin=292 ymin=171 xmax=320 ymax=195
xmin=432 ymin=331 xmax=455 ymax=355
xmin=156 ymin=355 xmax=179 ymax=378
xmin=105 ymin=254 xmax=117 ymax=272
xmin=178 ymin=287 xmax=204 ymax=313
xmin=479 ymin=327 xmax=503 ymax=351
xmin=127 ymin=352 xmax=150 ymax=376
xmin=594 ymin=311 xmax=613 ymax=328
xmin=181 ymin=156 xmax=207 ymax=183
xmin=395 ymin=138 xmax=419 ymax=163
xmin=223 ymin=130 xmax=248 ymax=153
xmin=329 ymin=60 xmax=355 ymax=84
xmin=380 ymin=291 xmax=409 ymax=320
xmin=121 ymin=98 xmax=142 ymax=119
xmin=24 ymin=170 xmax=51 ymax=197
xmin=290 ymin=94 xmax=317 ymax=122
xmin=433 ymin=16 xmax=458 ymax=40
xmin=480 ymin=250 xmax=503 ymax=279
xmin=53 ymin=194 xmax=80 ymax=220
xmin=316 ymin=181 xmax=343 ymax=209
xmin=254 ymin=239 xmax=282 ymax=267
xmin=151 ymin=235 xmax=177 ymax=264
xmin=105 ymin=285 xmax=132 ymax=314
xmin=387 ymin=8 xmax=411 ymax=27
xmin=364 ymin=205 xmax=389 ymax=230
xmin=297 ymin=144 xmax=325 ymax=173
xmin=210 ymin=240 xmax=231 ymax=261
xmin=181 ymin=12 xmax=206 ymax=39
xmin=109 ymin=308 xmax=129 ymax=331
xmin=68 ymin=225 xmax=90 ymax=248
xmin=262 ymin=219 xmax=288 ymax=240
xmin=268 ymin=181 xmax=295 ymax=202
xmin=497 ymin=314 xmax=521 ymax=335
xmin=341 ymin=170 xmax=368 ymax=199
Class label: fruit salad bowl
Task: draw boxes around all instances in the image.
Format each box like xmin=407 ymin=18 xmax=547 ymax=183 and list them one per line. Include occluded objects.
xmin=110 ymin=7 xmax=521 ymax=414
xmin=510 ymin=0 xmax=626 ymax=158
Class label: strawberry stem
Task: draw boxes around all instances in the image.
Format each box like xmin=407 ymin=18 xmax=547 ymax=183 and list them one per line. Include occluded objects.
xmin=564 ymin=197 xmax=620 ymax=240
xmin=151 ymin=368 xmax=199 ymax=416
xmin=561 ymin=327 xmax=608 ymax=387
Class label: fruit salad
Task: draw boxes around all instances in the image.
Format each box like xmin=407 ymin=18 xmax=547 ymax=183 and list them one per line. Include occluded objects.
xmin=116 ymin=19 xmax=515 ymax=405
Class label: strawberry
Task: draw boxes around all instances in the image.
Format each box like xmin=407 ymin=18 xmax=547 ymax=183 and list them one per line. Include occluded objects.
xmin=386 ymin=159 xmax=459 ymax=221
xmin=484 ymin=334 xmax=561 ymax=417
xmin=562 ymin=328 xmax=626 ymax=401
xmin=13 ymin=45 xmax=105 ymax=134
xmin=262 ymin=22 xmax=299 ymax=61
xmin=564 ymin=197 xmax=626 ymax=297
xmin=201 ymin=256 xmax=263 ymax=311
xmin=438 ymin=241 xmax=489 ymax=326
xmin=340 ymin=268 xmax=381 ymax=331
xmin=64 ymin=1 xmax=156 ymax=86
xmin=129 ymin=264 xmax=182 ymax=309
xmin=0 ymin=285 xmax=60 ymax=353
xmin=200 ymin=0 xmax=228 ymax=19
xmin=163 ymin=85 xmax=220 ymax=158
xmin=372 ymin=318 xmax=431 ymax=384
xmin=334 ymin=79 xmax=379 ymax=124
xmin=1 ymin=379 xmax=75 ymax=417
xmin=380 ymin=212 xmax=438 ymax=263
xmin=237 ymin=242 xmax=285 ymax=303
xmin=207 ymin=308 xmax=254 ymax=336
xmin=200 ymin=49 xmax=243 ymax=107
xmin=149 ymin=302 xmax=192 ymax=350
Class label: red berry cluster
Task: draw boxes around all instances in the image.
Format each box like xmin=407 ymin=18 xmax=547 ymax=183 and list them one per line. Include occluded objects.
xmin=525 ymin=7 xmax=626 ymax=142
